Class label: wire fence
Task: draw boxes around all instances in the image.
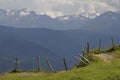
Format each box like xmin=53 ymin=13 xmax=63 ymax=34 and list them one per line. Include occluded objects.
xmin=0 ymin=36 xmax=119 ymax=74
xmin=0 ymin=56 xmax=77 ymax=74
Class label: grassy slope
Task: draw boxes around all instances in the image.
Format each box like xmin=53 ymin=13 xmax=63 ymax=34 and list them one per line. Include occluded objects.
xmin=0 ymin=47 xmax=120 ymax=80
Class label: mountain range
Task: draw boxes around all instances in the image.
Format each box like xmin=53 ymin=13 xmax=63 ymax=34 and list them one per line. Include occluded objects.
xmin=0 ymin=8 xmax=63 ymax=29
xmin=0 ymin=8 xmax=120 ymax=31
xmin=0 ymin=8 xmax=101 ymax=30
xmin=81 ymin=11 xmax=120 ymax=35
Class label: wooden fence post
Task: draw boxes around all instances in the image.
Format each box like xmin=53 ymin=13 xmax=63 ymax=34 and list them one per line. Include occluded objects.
xmin=111 ymin=36 xmax=115 ymax=49
xmin=79 ymin=53 xmax=90 ymax=63
xmin=45 ymin=58 xmax=56 ymax=72
xmin=63 ymin=58 xmax=68 ymax=71
xmin=14 ymin=57 xmax=18 ymax=72
xmin=75 ymin=56 xmax=87 ymax=64
xmin=98 ymin=38 xmax=101 ymax=52
xmin=86 ymin=42 xmax=89 ymax=53
xmin=38 ymin=56 xmax=41 ymax=71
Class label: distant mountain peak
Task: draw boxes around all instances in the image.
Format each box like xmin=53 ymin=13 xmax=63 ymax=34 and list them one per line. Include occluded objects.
xmin=20 ymin=8 xmax=32 ymax=12
xmin=19 ymin=9 xmax=32 ymax=16
xmin=80 ymin=12 xmax=100 ymax=19
xmin=0 ymin=8 xmax=36 ymax=17
xmin=58 ymin=11 xmax=100 ymax=22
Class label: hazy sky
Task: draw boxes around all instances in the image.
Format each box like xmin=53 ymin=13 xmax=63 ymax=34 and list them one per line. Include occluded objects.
xmin=0 ymin=0 xmax=119 ymax=18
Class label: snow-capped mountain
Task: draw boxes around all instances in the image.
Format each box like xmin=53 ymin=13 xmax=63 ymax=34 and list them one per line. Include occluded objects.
xmin=58 ymin=12 xmax=100 ymax=22
xmin=0 ymin=8 xmax=64 ymax=29
xmin=81 ymin=11 xmax=120 ymax=35
xmin=81 ymin=12 xmax=100 ymax=19
xmin=56 ymin=12 xmax=100 ymax=29
xmin=58 ymin=15 xmax=89 ymax=22
xmin=0 ymin=8 xmax=92 ymax=29
xmin=0 ymin=8 xmax=120 ymax=31
xmin=0 ymin=8 xmax=34 ymax=17
xmin=56 ymin=15 xmax=90 ymax=29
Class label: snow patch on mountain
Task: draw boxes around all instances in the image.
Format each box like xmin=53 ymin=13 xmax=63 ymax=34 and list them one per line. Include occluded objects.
xmin=19 ymin=11 xmax=30 ymax=16
xmin=19 ymin=8 xmax=32 ymax=16
xmin=58 ymin=12 xmax=101 ymax=22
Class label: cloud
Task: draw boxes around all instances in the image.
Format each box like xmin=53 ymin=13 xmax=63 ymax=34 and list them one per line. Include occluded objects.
xmin=40 ymin=11 xmax=64 ymax=18
xmin=0 ymin=0 xmax=119 ymax=18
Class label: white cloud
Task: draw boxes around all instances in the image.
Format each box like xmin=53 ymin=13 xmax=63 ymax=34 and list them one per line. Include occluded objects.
xmin=40 ymin=11 xmax=64 ymax=18
xmin=75 ymin=0 xmax=118 ymax=15
xmin=0 ymin=0 xmax=119 ymax=18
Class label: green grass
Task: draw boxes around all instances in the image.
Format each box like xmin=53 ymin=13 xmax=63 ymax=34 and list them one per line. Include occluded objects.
xmin=1 ymin=59 xmax=120 ymax=80
xmin=90 ymin=45 xmax=120 ymax=54
xmin=0 ymin=46 xmax=120 ymax=80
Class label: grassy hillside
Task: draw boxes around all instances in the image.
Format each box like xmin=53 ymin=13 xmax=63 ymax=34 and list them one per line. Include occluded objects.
xmin=0 ymin=46 xmax=120 ymax=80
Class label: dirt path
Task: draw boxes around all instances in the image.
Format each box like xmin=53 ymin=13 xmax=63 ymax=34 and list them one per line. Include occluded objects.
xmin=94 ymin=53 xmax=114 ymax=62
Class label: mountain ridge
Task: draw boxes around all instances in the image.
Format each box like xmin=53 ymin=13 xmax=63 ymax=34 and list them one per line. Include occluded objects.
xmin=0 ymin=9 xmax=120 ymax=30
xmin=0 ymin=8 xmax=98 ymax=30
